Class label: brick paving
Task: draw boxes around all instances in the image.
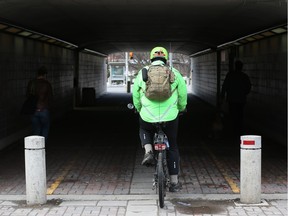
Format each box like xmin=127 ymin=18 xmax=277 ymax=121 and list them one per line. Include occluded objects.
xmin=0 ymin=88 xmax=286 ymax=215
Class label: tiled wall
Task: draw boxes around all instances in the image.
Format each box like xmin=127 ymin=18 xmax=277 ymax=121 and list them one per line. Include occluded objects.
xmin=192 ymin=52 xmax=218 ymax=105
xmin=192 ymin=33 xmax=287 ymax=146
xmin=238 ymin=34 xmax=287 ymax=145
xmin=0 ymin=30 xmax=286 ymax=148
xmin=0 ymin=32 xmax=107 ymax=149
xmin=78 ymin=52 xmax=107 ymax=99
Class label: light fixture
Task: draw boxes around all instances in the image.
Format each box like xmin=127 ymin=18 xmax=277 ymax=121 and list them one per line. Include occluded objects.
xmin=47 ymin=39 xmax=56 ymax=43
xmin=18 ymin=31 xmax=32 ymax=37
xmin=271 ymin=28 xmax=287 ymax=34
xmin=252 ymin=34 xmax=264 ymax=40
xmin=29 ymin=34 xmax=42 ymax=39
xmin=39 ymin=36 xmax=49 ymax=41
xmin=261 ymin=31 xmax=275 ymax=37
xmin=5 ymin=27 xmax=21 ymax=33
xmin=238 ymin=39 xmax=249 ymax=44
xmin=0 ymin=23 xmax=7 ymax=29
xmin=215 ymin=24 xmax=287 ymax=52
xmin=0 ymin=21 xmax=78 ymax=50
xmin=246 ymin=37 xmax=256 ymax=42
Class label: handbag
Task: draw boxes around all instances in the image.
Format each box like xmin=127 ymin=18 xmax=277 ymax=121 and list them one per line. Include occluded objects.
xmin=20 ymin=95 xmax=38 ymax=115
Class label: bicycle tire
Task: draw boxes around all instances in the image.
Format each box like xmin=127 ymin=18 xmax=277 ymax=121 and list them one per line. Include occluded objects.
xmin=157 ymin=152 xmax=165 ymax=208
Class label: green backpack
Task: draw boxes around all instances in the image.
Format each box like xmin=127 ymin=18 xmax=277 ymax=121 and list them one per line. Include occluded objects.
xmin=142 ymin=65 xmax=175 ymax=101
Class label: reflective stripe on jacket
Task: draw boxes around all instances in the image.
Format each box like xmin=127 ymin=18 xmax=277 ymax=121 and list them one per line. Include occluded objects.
xmin=132 ymin=60 xmax=187 ymax=123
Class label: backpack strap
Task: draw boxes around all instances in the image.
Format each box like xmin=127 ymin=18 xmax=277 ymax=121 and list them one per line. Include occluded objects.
xmin=170 ymin=69 xmax=179 ymax=96
xmin=137 ymin=67 xmax=149 ymax=93
xmin=142 ymin=68 xmax=148 ymax=82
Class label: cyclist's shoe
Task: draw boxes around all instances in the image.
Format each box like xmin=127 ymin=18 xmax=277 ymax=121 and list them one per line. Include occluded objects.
xmin=169 ymin=182 xmax=182 ymax=192
xmin=141 ymin=151 xmax=154 ymax=166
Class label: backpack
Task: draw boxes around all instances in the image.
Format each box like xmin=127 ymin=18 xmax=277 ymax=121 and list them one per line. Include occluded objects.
xmin=142 ymin=65 xmax=175 ymax=101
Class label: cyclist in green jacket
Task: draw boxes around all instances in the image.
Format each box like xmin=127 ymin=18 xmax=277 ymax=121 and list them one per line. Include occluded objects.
xmin=132 ymin=46 xmax=187 ymax=192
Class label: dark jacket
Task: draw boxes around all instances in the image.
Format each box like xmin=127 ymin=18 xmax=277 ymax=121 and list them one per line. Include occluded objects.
xmin=27 ymin=78 xmax=53 ymax=110
xmin=221 ymin=70 xmax=251 ymax=104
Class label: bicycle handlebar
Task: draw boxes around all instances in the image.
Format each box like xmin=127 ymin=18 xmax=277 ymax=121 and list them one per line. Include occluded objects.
xmin=127 ymin=103 xmax=187 ymax=116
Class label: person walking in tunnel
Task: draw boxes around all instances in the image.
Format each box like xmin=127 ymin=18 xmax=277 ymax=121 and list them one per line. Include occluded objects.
xmin=132 ymin=46 xmax=187 ymax=192
xmin=221 ymin=60 xmax=251 ymax=145
xmin=26 ymin=66 xmax=53 ymax=143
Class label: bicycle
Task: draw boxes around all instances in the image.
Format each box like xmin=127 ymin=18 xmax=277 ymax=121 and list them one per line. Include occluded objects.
xmin=127 ymin=103 xmax=170 ymax=208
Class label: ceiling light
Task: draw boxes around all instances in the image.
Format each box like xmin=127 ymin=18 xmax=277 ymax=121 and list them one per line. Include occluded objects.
xmin=271 ymin=28 xmax=287 ymax=34
xmin=18 ymin=31 xmax=32 ymax=37
xmin=246 ymin=37 xmax=256 ymax=41
xmin=261 ymin=31 xmax=275 ymax=37
xmin=238 ymin=39 xmax=249 ymax=43
xmin=39 ymin=36 xmax=49 ymax=41
xmin=5 ymin=27 xmax=21 ymax=33
xmin=0 ymin=23 xmax=7 ymax=29
xmin=29 ymin=34 xmax=42 ymax=39
xmin=252 ymin=35 xmax=264 ymax=40
xmin=47 ymin=39 xmax=56 ymax=43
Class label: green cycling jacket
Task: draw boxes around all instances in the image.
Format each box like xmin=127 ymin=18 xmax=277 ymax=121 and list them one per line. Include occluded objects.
xmin=132 ymin=60 xmax=187 ymax=123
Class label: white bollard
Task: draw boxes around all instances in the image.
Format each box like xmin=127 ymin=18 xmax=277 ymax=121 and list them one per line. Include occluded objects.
xmin=240 ymin=135 xmax=261 ymax=204
xmin=24 ymin=136 xmax=47 ymax=205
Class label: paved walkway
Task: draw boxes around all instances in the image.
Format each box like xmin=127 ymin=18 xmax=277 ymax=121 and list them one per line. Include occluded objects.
xmin=0 ymin=85 xmax=286 ymax=215
xmin=0 ymin=196 xmax=287 ymax=216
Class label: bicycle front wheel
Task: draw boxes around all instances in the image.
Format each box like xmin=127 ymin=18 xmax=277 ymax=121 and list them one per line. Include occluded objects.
xmin=157 ymin=152 xmax=165 ymax=208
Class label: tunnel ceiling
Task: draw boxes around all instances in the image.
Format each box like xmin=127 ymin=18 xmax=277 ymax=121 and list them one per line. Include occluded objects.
xmin=0 ymin=0 xmax=286 ymax=56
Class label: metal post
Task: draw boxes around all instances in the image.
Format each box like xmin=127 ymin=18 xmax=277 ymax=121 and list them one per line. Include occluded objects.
xmin=125 ymin=52 xmax=128 ymax=86
xmin=24 ymin=135 xmax=47 ymax=205
xmin=127 ymin=81 xmax=131 ymax=93
xmin=240 ymin=135 xmax=261 ymax=204
xmin=169 ymin=52 xmax=173 ymax=67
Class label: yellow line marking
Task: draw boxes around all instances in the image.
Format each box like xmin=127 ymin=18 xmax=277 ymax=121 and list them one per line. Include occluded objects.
xmin=46 ymin=161 xmax=75 ymax=195
xmin=203 ymin=143 xmax=240 ymax=193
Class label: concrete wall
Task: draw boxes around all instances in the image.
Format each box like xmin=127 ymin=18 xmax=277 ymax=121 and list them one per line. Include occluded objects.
xmin=192 ymin=33 xmax=287 ymax=146
xmin=0 ymin=32 xmax=107 ymax=149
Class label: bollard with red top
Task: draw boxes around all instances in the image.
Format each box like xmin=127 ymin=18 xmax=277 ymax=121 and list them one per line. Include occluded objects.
xmin=240 ymin=135 xmax=262 ymax=204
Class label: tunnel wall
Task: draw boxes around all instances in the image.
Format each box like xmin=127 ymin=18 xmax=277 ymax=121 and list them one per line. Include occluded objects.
xmin=78 ymin=52 xmax=107 ymax=105
xmin=191 ymin=52 xmax=218 ymax=105
xmin=0 ymin=32 xmax=107 ymax=149
xmin=192 ymin=33 xmax=287 ymax=146
xmin=238 ymin=33 xmax=287 ymax=146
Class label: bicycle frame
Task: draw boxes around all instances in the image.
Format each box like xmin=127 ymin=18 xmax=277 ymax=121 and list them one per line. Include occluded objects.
xmin=152 ymin=122 xmax=170 ymax=208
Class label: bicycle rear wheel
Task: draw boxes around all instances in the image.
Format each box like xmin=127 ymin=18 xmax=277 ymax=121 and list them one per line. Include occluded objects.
xmin=157 ymin=152 xmax=165 ymax=208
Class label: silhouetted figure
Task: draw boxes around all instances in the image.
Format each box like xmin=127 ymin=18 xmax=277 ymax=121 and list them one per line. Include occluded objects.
xmin=26 ymin=66 xmax=53 ymax=143
xmin=221 ymin=60 xmax=251 ymax=144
